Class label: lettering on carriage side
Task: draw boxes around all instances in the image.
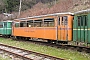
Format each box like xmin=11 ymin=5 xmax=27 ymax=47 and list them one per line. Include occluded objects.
xmin=60 ymin=28 xmax=72 ymax=30
xmin=25 ymin=29 xmax=29 ymax=32
xmin=23 ymin=27 xmax=72 ymax=32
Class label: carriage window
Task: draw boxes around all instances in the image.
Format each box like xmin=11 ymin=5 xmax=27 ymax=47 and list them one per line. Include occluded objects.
xmin=58 ymin=17 xmax=60 ymax=25
xmin=44 ymin=18 xmax=54 ymax=27
xmin=4 ymin=22 xmax=7 ymax=26
xmin=78 ymin=16 xmax=81 ymax=26
xmin=64 ymin=16 xmax=68 ymax=25
xmin=20 ymin=21 xmax=27 ymax=27
xmin=0 ymin=24 xmax=3 ymax=28
xmin=61 ymin=17 xmax=63 ymax=25
xmin=78 ymin=16 xmax=87 ymax=26
xmin=62 ymin=16 xmax=68 ymax=25
xmin=27 ymin=20 xmax=33 ymax=27
xmin=84 ymin=15 xmax=87 ymax=26
xmin=78 ymin=16 xmax=83 ymax=26
xmin=7 ymin=22 xmax=12 ymax=28
xmin=4 ymin=22 xmax=7 ymax=27
xmin=15 ymin=23 xmax=19 ymax=27
xmin=34 ymin=20 xmax=43 ymax=27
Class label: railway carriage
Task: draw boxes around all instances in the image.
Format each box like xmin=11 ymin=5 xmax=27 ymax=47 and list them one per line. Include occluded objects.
xmin=0 ymin=9 xmax=90 ymax=47
xmin=12 ymin=12 xmax=73 ymax=43
xmin=73 ymin=9 xmax=90 ymax=44
xmin=0 ymin=21 xmax=12 ymax=37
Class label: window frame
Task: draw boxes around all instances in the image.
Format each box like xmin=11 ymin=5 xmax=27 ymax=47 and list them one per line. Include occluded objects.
xmin=0 ymin=23 xmax=3 ymax=28
xmin=61 ymin=16 xmax=68 ymax=25
xmin=27 ymin=20 xmax=34 ymax=27
xmin=15 ymin=22 xmax=20 ymax=27
xmin=44 ymin=18 xmax=55 ymax=27
xmin=34 ymin=19 xmax=43 ymax=27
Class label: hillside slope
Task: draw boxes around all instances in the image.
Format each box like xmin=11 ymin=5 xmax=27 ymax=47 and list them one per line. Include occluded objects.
xmin=19 ymin=0 xmax=90 ymax=18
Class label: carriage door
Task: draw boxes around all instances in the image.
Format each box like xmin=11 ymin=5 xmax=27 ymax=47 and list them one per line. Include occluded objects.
xmin=58 ymin=16 xmax=68 ymax=41
xmin=77 ymin=15 xmax=87 ymax=43
xmin=57 ymin=16 xmax=61 ymax=40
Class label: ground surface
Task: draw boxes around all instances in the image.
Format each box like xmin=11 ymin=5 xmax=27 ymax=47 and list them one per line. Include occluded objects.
xmin=0 ymin=38 xmax=90 ymax=60
xmin=0 ymin=55 xmax=11 ymax=60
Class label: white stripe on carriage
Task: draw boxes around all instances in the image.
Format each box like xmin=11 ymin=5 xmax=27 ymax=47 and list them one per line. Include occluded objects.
xmin=73 ymin=29 xmax=90 ymax=30
xmin=0 ymin=28 xmax=12 ymax=29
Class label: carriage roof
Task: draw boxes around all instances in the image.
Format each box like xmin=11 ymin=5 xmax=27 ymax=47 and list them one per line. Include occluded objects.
xmin=14 ymin=12 xmax=73 ymax=21
xmin=27 ymin=12 xmax=74 ymax=19
xmin=0 ymin=20 xmax=12 ymax=22
xmin=74 ymin=9 xmax=90 ymax=15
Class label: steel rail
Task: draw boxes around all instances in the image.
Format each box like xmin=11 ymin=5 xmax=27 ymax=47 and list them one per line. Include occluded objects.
xmin=0 ymin=43 xmax=64 ymax=60
xmin=19 ymin=40 xmax=90 ymax=54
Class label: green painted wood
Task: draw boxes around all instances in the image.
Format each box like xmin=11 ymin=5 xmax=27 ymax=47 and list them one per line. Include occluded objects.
xmin=0 ymin=22 xmax=4 ymax=34
xmin=73 ymin=14 xmax=90 ymax=43
xmin=87 ymin=14 xmax=90 ymax=43
xmin=0 ymin=21 xmax=12 ymax=35
xmin=73 ymin=16 xmax=77 ymax=41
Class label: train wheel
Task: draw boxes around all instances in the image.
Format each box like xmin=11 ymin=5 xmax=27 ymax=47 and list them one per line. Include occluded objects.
xmin=63 ymin=41 xmax=68 ymax=44
xmin=16 ymin=36 xmax=20 ymax=40
xmin=47 ymin=40 xmax=52 ymax=43
xmin=7 ymin=35 xmax=10 ymax=38
xmin=25 ymin=37 xmax=30 ymax=40
xmin=11 ymin=36 xmax=15 ymax=40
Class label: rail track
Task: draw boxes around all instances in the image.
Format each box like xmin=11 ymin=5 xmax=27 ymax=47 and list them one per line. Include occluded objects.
xmin=20 ymin=40 xmax=90 ymax=54
xmin=1 ymin=36 xmax=90 ymax=54
xmin=0 ymin=36 xmax=90 ymax=58
xmin=0 ymin=43 xmax=64 ymax=60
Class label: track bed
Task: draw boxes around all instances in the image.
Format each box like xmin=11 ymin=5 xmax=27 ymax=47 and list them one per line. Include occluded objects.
xmin=0 ymin=43 xmax=64 ymax=60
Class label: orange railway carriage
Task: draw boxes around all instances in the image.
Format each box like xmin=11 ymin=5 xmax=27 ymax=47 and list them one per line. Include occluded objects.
xmin=12 ymin=12 xmax=73 ymax=42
